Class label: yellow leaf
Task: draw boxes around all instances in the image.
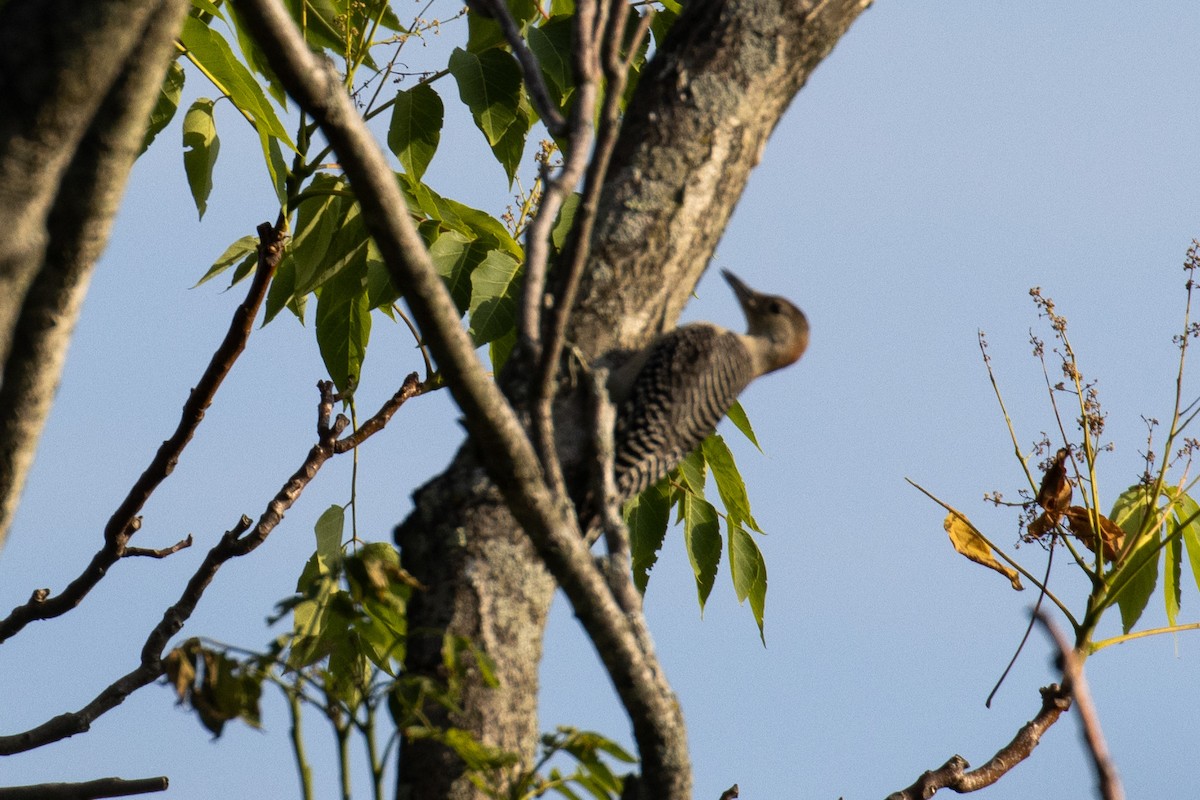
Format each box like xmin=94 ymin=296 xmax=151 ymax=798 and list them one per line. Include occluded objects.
xmin=943 ymin=511 xmax=1024 ymax=591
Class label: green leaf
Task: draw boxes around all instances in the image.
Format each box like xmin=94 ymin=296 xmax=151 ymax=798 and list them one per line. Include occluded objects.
xmin=1109 ymin=485 xmax=1160 ymax=633
xmin=551 ymin=192 xmax=580 ymax=251
xmin=264 ymin=253 xmax=301 ymax=324
xmin=728 ymin=522 xmax=768 ymax=643
xmin=1175 ymin=492 xmax=1200 ymax=595
xmin=676 ymin=448 xmax=706 ymax=496
xmin=388 ymin=83 xmax=443 ymax=181
xmin=489 ymin=99 xmax=531 ymax=186
xmin=282 ymin=0 xmax=347 ymax=55
xmin=313 ymin=504 xmax=344 ymax=572
xmin=448 ymin=47 xmax=523 ymax=146
xmin=725 ymin=400 xmax=762 ymax=452
xmin=315 ymin=252 xmax=371 ymax=393
xmin=528 ymin=18 xmax=573 ymax=95
xmin=289 ymin=174 xmax=345 ymax=292
xmin=223 ymin=1 xmax=289 ymax=106
xmin=179 ymin=16 xmax=294 ymax=149
xmin=626 ymin=484 xmax=669 ymax=593
xmin=467 ymin=249 xmax=522 ymax=346
xmin=1165 ymin=528 xmax=1181 ymax=626
xmin=428 ymin=230 xmax=482 ymax=314
xmin=196 ymin=235 xmax=257 ymax=287
xmin=298 ymin=201 xmax=369 ymax=296
xmin=489 ymin=327 xmax=517 ymax=373
xmin=701 ymin=433 xmax=760 ymax=532
xmin=683 ymin=494 xmax=720 ymax=610
xmin=182 ymin=98 xmax=220 ymax=219
xmin=141 ymin=60 xmax=185 ymax=156
xmin=650 ymin=0 xmax=681 ymax=48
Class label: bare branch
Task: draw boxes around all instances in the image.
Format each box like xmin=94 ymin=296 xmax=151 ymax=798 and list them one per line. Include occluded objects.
xmin=518 ymin=0 xmax=603 ymax=354
xmin=0 ymin=377 xmax=417 ymax=754
xmin=1040 ymin=614 xmax=1124 ymax=800
xmin=886 ymin=684 xmax=1071 ymax=799
xmin=0 ymin=776 xmax=168 ymax=800
xmin=0 ymin=222 xmax=286 ymax=644
xmin=122 ymin=535 xmax=193 ymax=559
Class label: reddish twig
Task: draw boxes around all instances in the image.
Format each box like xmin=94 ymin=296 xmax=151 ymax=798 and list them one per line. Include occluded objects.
xmin=886 ymin=683 xmax=1071 ymax=799
xmin=0 ymin=378 xmax=419 ymax=754
xmin=0 ymin=223 xmax=286 ymax=644
xmin=0 ymin=775 xmax=168 ymax=799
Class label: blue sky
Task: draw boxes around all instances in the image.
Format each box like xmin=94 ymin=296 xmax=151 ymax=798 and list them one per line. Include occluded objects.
xmin=3 ymin=2 xmax=1199 ymax=797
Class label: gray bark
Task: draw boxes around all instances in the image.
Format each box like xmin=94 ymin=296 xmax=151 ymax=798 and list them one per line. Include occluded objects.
xmin=0 ymin=0 xmax=189 ymax=551
xmin=395 ymin=1 xmax=873 ymax=798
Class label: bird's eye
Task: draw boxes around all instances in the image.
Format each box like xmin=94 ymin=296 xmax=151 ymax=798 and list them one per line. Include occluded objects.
xmin=768 ymin=300 xmax=783 ymax=314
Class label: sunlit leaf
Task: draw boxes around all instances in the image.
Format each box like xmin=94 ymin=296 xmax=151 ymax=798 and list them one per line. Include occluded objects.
xmin=313 ymin=504 xmax=344 ymax=572
xmin=1109 ymin=484 xmax=1161 ymax=632
xmin=182 ymin=98 xmax=220 ymax=219
xmin=701 ymin=433 xmax=759 ymax=531
xmin=141 ymin=60 xmax=185 ymax=155
xmin=725 ymin=400 xmax=762 ymax=452
xmin=1176 ymin=491 xmax=1200 ymax=594
xmin=942 ymin=511 xmax=1023 ymax=590
xmin=196 ymin=235 xmax=257 ymax=287
xmin=179 ymin=16 xmax=294 ymax=148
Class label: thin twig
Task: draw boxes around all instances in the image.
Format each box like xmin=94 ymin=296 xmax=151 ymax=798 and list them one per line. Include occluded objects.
xmin=0 ymin=222 xmax=286 ymax=644
xmin=122 ymin=535 xmax=194 ymax=559
xmin=0 ymin=379 xmax=418 ymax=754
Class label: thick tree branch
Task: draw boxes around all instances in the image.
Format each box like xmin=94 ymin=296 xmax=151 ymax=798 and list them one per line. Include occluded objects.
xmin=231 ymin=3 xmax=692 ymax=796
xmin=0 ymin=377 xmax=420 ymax=754
xmin=0 ymin=223 xmax=284 ymax=643
xmin=0 ymin=776 xmax=168 ymax=800
xmin=0 ymin=0 xmax=189 ymax=551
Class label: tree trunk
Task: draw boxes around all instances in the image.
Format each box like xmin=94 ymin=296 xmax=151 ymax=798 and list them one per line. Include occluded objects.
xmin=394 ymin=1 xmax=872 ymax=798
xmin=0 ymin=0 xmax=189 ymax=550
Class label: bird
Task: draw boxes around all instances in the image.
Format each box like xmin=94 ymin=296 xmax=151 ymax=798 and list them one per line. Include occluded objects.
xmin=604 ymin=269 xmax=809 ymax=503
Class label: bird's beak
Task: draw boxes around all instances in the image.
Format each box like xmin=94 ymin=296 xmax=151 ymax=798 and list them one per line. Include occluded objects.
xmin=721 ymin=269 xmax=759 ymax=313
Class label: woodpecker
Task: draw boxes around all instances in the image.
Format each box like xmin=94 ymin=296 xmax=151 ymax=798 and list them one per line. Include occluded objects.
xmin=606 ymin=270 xmax=809 ymax=502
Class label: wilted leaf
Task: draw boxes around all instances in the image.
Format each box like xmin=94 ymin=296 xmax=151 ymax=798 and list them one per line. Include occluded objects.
xmin=1062 ymin=506 xmax=1125 ymax=563
xmin=943 ymin=511 xmax=1023 ymax=591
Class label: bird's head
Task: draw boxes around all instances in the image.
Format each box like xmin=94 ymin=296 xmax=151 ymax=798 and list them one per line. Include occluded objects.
xmin=722 ymin=269 xmax=809 ymax=374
